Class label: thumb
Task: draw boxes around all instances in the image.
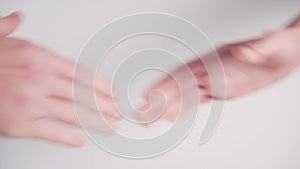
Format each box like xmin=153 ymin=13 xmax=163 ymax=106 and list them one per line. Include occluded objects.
xmin=0 ymin=12 xmax=21 ymax=37
xmin=229 ymin=32 xmax=284 ymax=64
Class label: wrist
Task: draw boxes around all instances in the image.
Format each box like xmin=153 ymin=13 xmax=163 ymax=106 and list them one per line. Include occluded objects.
xmin=288 ymin=15 xmax=300 ymax=40
xmin=292 ymin=28 xmax=300 ymax=63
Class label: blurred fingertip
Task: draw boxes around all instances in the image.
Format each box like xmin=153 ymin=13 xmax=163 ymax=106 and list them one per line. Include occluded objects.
xmin=0 ymin=11 xmax=22 ymax=37
xmin=7 ymin=11 xmax=21 ymax=21
xmin=70 ymin=136 xmax=86 ymax=147
xmin=139 ymin=104 xmax=149 ymax=113
xmin=113 ymin=113 xmax=122 ymax=120
xmin=166 ymin=115 xmax=177 ymax=123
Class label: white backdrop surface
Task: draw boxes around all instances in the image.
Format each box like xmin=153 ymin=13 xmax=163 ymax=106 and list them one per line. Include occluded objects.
xmin=0 ymin=0 xmax=299 ymax=169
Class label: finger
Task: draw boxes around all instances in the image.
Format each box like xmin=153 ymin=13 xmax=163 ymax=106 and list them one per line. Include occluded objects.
xmin=143 ymin=75 xmax=180 ymax=99
xmin=95 ymin=95 xmax=122 ymax=120
xmin=73 ymin=67 xmax=118 ymax=100
xmin=229 ymin=31 xmax=290 ymax=64
xmin=36 ymin=47 xmax=116 ymax=99
xmin=187 ymin=58 xmax=207 ymax=74
xmin=137 ymin=84 xmax=201 ymax=125
xmin=193 ymin=71 xmax=212 ymax=95
xmin=0 ymin=12 xmax=20 ymax=37
xmin=74 ymin=82 xmax=121 ymax=119
xmin=163 ymin=87 xmax=201 ymax=122
xmin=47 ymin=76 xmax=121 ymax=119
xmin=55 ymin=59 xmax=115 ymax=98
xmin=144 ymin=62 xmax=202 ymax=100
xmin=139 ymin=93 xmax=190 ymax=124
xmin=43 ymin=97 xmax=79 ymax=126
xmin=27 ymin=119 xmax=86 ymax=147
xmin=143 ymin=69 xmax=194 ymax=100
xmin=44 ymin=97 xmax=118 ymax=134
xmin=164 ymin=101 xmax=182 ymax=122
xmin=139 ymin=78 xmax=201 ymax=124
xmin=76 ymin=105 xmax=118 ymax=134
xmin=135 ymin=101 xmax=166 ymax=126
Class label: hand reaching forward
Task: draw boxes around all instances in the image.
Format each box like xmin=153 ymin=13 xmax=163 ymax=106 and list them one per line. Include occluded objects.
xmin=140 ymin=15 xmax=300 ymax=123
xmin=0 ymin=13 xmax=121 ymax=147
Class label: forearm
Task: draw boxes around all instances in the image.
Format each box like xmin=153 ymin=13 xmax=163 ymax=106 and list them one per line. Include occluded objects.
xmin=287 ymin=15 xmax=300 ymax=64
xmin=288 ymin=14 xmax=300 ymax=28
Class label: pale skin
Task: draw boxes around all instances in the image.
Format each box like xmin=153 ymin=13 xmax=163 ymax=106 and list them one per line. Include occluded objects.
xmin=1 ymin=12 xmax=300 ymax=147
xmin=140 ymin=15 xmax=300 ymax=123
xmin=0 ymin=13 xmax=121 ymax=147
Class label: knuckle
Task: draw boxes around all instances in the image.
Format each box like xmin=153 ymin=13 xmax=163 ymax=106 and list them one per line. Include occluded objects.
xmin=16 ymin=40 xmax=44 ymax=60
xmin=19 ymin=62 xmax=48 ymax=82
xmin=14 ymin=86 xmax=37 ymax=106
xmin=265 ymin=30 xmax=289 ymax=41
xmin=16 ymin=40 xmax=36 ymax=51
xmin=15 ymin=94 xmax=31 ymax=106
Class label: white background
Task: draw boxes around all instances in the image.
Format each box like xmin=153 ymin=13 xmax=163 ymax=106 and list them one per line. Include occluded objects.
xmin=0 ymin=0 xmax=300 ymax=169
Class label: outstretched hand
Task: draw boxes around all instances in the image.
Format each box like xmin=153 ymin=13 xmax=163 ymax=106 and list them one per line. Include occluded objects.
xmin=0 ymin=13 xmax=121 ymax=147
xmin=139 ymin=15 xmax=300 ymax=123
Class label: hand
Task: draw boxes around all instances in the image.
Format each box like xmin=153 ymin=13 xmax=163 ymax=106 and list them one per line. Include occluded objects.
xmin=0 ymin=13 xmax=121 ymax=147
xmin=139 ymin=15 xmax=300 ymax=123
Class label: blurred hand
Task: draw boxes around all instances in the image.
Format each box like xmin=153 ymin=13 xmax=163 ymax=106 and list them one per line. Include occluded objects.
xmin=139 ymin=15 xmax=300 ymax=123
xmin=0 ymin=13 xmax=121 ymax=147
